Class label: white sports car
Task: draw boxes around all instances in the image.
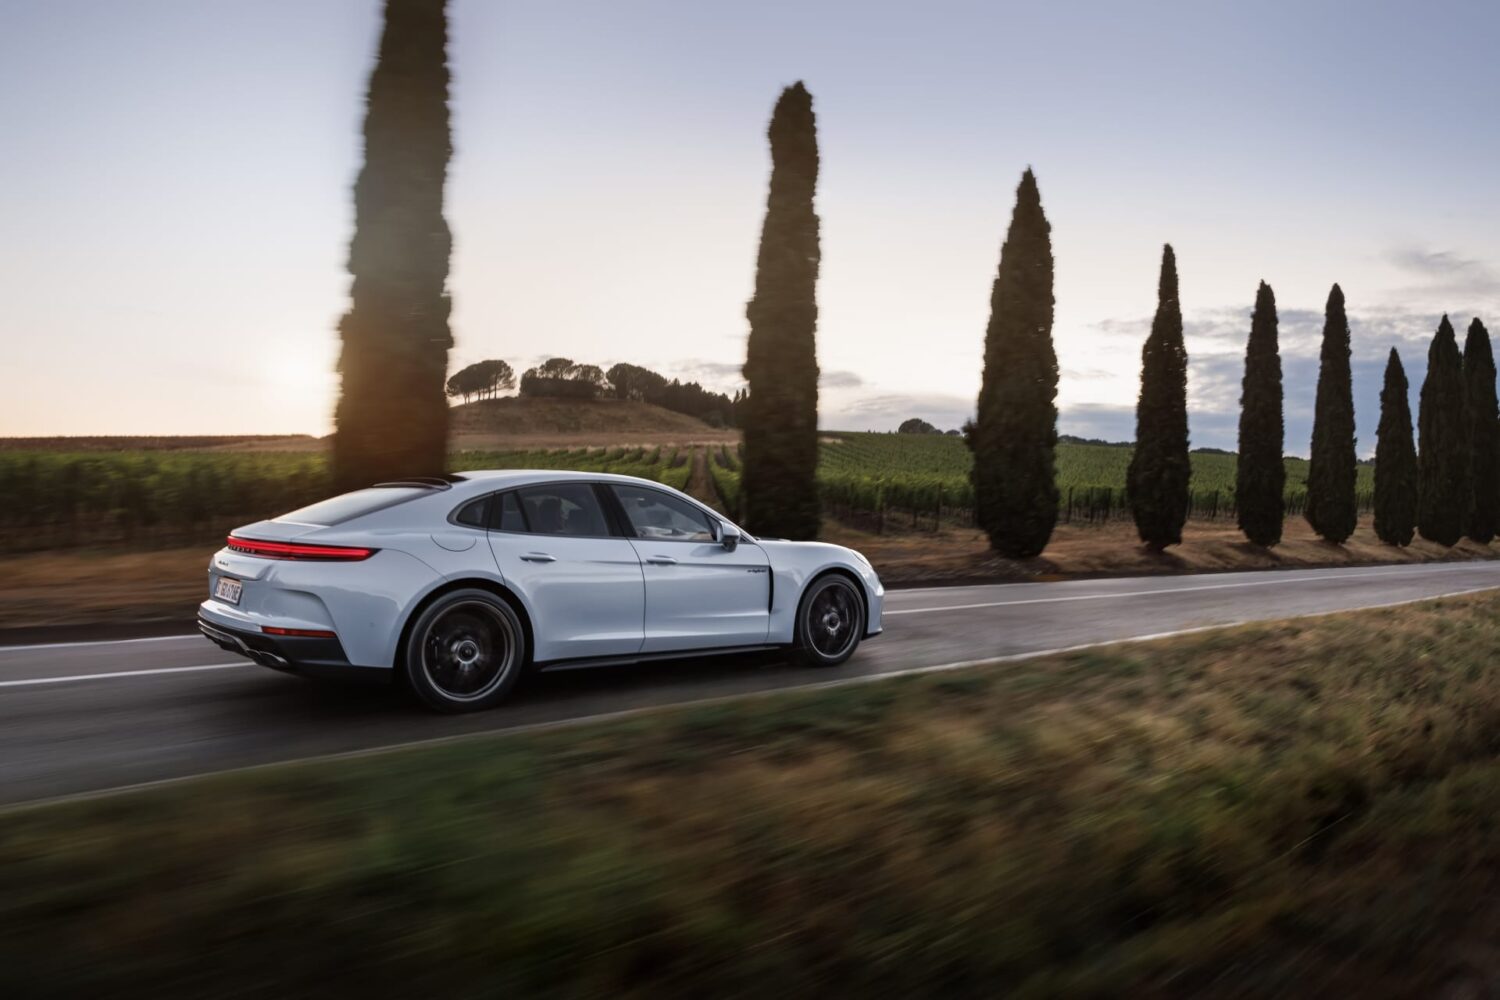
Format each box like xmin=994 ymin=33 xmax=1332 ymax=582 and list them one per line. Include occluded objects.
xmin=198 ymin=472 xmax=883 ymax=711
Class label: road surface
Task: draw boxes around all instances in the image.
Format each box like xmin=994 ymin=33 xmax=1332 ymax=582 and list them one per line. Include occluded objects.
xmin=2 ymin=561 xmax=1497 ymax=809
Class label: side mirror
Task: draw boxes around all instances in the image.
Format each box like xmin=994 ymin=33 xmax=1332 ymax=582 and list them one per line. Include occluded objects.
xmin=719 ymin=521 xmax=742 ymax=551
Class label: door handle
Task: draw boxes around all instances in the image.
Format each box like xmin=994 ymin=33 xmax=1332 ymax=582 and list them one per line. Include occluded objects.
xmin=646 ymin=555 xmax=678 ymax=565
xmin=520 ymin=552 xmax=557 ymax=563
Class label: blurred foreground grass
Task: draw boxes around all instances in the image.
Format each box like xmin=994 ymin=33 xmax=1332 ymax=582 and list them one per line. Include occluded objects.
xmin=4 ymin=594 xmax=1500 ymax=997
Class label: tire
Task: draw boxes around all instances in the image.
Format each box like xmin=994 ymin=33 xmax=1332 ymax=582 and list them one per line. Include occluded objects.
xmin=403 ymin=589 xmax=526 ymax=713
xmin=793 ymin=574 xmax=865 ymax=667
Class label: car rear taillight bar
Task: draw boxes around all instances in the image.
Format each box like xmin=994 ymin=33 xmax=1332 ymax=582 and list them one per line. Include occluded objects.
xmin=226 ymin=535 xmax=376 ymax=561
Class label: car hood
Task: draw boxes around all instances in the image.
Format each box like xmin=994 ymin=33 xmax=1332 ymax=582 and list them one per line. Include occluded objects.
xmin=756 ymin=538 xmax=864 ymax=562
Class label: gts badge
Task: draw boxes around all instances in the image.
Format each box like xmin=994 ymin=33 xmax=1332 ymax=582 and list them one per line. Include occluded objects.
xmin=746 ymin=566 xmax=769 ymax=573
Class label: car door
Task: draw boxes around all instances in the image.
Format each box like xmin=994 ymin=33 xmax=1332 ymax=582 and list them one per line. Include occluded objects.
xmin=486 ymin=483 xmax=645 ymax=663
xmin=608 ymin=483 xmax=771 ymax=653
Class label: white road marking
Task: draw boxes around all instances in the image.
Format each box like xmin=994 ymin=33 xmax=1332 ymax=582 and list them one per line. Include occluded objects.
xmin=3 ymin=582 xmax=1497 ymax=815
xmin=0 ymin=663 xmax=245 ymax=688
xmin=884 ymin=564 xmax=1497 ymax=615
xmin=0 ymin=633 xmax=197 ymax=653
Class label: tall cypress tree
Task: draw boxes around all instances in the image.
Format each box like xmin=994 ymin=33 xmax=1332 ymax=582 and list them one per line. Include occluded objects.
xmin=332 ymin=0 xmax=454 ymax=492
xmin=1374 ymin=348 xmax=1417 ymax=546
xmin=1127 ymin=244 xmax=1190 ymax=550
xmin=1305 ymin=283 xmax=1357 ymax=543
xmin=1418 ymin=315 xmax=1467 ymax=546
xmin=969 ymin=169 xmax=1057 ymax=558
xmin=1463 ymin=318 xmax=1499 ymax=544
xmin=1236 ymin=281 xmax=1284 ymax=546
xmin=741 ymin=82 xmax=821 ymax=540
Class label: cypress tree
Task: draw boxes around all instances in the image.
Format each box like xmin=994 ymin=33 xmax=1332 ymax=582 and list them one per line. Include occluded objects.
xmin=1418 ymin=315 xmax=1467 ymax=546
xmin=1305 ymin=283 xmax=1358 ymax=543
xmin=1127 ymin=244 xmax=1189 ymax=550
xmin=741 ymin=82 xmax=821 ymax=540
xmin=1463 ymin=318 xmax=1499 ymax=543
xmin=969 ymin=169 xmax=1058 ymax=558
xmin=1235 ymin=282 xmax=1285 ymax=546
xmin=1374 ymin=348 xmax=1417 ymax=546
xmin=332 ymin=0 xmax=454 ymax=492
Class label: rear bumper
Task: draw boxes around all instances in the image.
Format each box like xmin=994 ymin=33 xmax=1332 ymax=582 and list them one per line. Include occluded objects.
xmin=197 ymin=616 xmax=388 ymax=684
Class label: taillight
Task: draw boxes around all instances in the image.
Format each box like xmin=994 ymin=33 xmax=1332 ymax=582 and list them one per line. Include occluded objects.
xmin=225 ymin=535 xmax=376 ymax=561
xmin=262 ymin=626 xmax=337 ymax=638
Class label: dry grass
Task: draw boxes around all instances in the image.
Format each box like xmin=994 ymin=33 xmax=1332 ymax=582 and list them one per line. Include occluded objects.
xmin=5 ymin=592 xmax=1500 ymax=996
xmin=449 ymin=397 xmax=738 ymax=450
xmin=0 ymin=546 xmax=207 ymax=630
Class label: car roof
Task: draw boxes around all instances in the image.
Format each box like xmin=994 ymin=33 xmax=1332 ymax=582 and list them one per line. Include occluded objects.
xmin=451 ymin=469 xmax=668 ymax=488
xmin=432 ymin=470 xmax=712 ymax=503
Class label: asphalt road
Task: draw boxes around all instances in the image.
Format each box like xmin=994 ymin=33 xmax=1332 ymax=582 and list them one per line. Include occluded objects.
xmin=3 ymin=560 xmax=1498 ymax=809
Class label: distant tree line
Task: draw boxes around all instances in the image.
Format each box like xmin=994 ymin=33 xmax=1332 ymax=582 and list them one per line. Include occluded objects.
xmin=442 ymin=355 xmax=746 ymax=427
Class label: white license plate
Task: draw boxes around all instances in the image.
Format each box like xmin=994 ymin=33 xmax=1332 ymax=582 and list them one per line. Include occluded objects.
xmin=214 ymin=576 xmax=243 ymax=605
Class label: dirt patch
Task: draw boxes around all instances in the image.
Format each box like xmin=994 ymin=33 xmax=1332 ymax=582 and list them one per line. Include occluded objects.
xmin=825 ymin=513 xmax=1500 ymax=586
xmin=685 ymin=446 xmax=727 ymax=512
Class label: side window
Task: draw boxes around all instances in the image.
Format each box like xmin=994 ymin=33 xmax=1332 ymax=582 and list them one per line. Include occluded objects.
xmin=611 ymin=485 xmax=716 ymax=542
xmin=515 ymin=483 xmax=610 ymax=537
xmin=494 ymin=492 xmax=527 ymax=532
xmin=453 ymin=496 xmax=489 ymax=528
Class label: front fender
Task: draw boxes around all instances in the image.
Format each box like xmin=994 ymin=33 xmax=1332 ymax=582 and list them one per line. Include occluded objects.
xmin=758 ymin=541 xmax=884 ymax=644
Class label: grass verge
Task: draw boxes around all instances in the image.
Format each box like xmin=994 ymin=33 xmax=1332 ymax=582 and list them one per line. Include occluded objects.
xmin=5 ymin=594 xmax=1500 ymax=997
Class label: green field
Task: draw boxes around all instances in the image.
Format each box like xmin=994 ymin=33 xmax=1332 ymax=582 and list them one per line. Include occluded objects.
xmin=711 ymin=433 xmax=1374 ymax=525
xmin=0 ymin=434 xmax=1374 ymax=552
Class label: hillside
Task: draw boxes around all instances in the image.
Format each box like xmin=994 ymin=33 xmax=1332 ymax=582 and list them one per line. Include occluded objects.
xmin=448 ymin=396 xmax=739 ymax=448
xmin=0 ymin=435 xmax=321 ymax=452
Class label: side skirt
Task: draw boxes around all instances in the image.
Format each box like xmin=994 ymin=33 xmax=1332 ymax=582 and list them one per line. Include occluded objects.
xmin=535 ymin=644 xmax=783 ymax=673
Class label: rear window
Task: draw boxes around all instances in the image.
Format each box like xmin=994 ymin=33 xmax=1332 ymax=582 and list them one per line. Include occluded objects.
xmin=275 ymin=487 xmax=428 ymax=526
xmin=453 ymin=497 xmax=489 ymax=528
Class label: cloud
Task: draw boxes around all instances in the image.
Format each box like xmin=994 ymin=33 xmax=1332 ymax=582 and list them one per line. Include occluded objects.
xmin=1060 ymin=367 xmax=1116 ymax=382
xmin=819 ymin=368 xmax=865 ymax=389
xmin=1058 ymin=404 xmax=1134 ymax=442
xmin=1386 ymin=245 xmax=1500 ymax=303
xmin=670 ymin=359 xmax=744 ymax=386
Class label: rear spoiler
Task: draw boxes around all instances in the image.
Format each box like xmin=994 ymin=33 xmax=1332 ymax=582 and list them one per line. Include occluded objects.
xmin=372 ymin=475 xmax=467 ymax=490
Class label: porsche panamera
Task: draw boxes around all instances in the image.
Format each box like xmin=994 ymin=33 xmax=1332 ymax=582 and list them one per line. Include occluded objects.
xmin=198 ymin=472 xmax=883 ymax=711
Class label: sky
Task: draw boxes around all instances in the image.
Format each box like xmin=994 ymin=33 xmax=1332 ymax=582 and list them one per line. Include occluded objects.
xmin=3 ymin=0 xmax=1499 ymax=455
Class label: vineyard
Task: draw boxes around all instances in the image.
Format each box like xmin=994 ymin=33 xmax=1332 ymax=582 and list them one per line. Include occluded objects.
xmin=1 ymin=434 xmax=1376 ymax=552
xmin=714 ymin=433 xmax=1375 ymax=530
xmin=0 ymin=446 xmax=691 ymax=554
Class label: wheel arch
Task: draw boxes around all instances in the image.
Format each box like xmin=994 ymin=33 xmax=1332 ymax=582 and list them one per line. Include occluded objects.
xmin=394 ymin=577 xmax=536 ymax=675
xmin=799 ymin=566 xmax=871 ymax=631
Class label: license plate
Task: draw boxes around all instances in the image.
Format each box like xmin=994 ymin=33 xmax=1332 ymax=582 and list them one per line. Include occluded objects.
xmin=214 ymin=576 xmax=243 ymax=605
